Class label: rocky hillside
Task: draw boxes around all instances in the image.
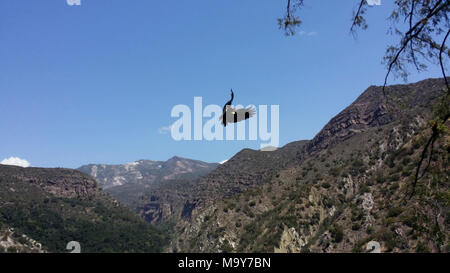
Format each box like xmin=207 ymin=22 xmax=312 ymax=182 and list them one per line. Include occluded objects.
xmin=78 ymin=157 xmax=218 ymax=207
xmin=135 ymin=140 xmax=308 ymax=224
xmin=0 ymin=165 xmax=168 ymax=253
xmin=136 ymin=78 xmax=449 ymax=253
xmin=0 ymin=224 xmax=45 ymax=253
xmin=307 ymin=78 xmax=444 ymax=153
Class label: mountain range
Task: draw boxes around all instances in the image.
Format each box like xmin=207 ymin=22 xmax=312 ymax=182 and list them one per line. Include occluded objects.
xmin=78 ymin=157 xmax=219 ymax=207
xmin=1 ymin=77 xmax=448 ymax=253
xmin=134 ymin=77 xmax=449 ymax=253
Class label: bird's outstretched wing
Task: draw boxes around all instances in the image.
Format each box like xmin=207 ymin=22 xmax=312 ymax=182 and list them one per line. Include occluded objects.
xmin=220 ymin=106 xmax=256 ymax=126
xmin=233 ymin=106 xmax=256 ymax=122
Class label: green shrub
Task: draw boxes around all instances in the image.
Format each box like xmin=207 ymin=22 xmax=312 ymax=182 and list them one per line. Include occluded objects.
xmin=416 ymin=242 xmax=431 ymax=253
xmin=401 ymin=158 xmax=411 ymax=165
xmin=329 ymin=167 xmax=340 ymax=176
xmin=359 ymin=184 xmax=370 ymax=193
xmin=376 ymin=174 xmax=386 ymax=184
xmin=221 ymin=240 xmax=233 ymax=253
xmin=352 ymin=223 xmax=361 ymax=231
xmin=401 ymin=215 xmax=417 ymax=228
xmin=388 ymin=174 xmax=400 ymax=182
xmin=330 ymin=225 xmax=344 ymax=243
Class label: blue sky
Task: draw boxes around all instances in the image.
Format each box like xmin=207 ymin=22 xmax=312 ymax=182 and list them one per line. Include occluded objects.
xmin=0 ymin=0 xmax=444 ymax=168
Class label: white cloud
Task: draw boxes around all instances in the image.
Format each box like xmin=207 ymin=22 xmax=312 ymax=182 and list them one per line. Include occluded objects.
xmin=66 ymin=0 xmax=81 ymax=6
xmin=1 ymin=157 xmax=30 ymax=167
xmin=158 ymin=125 xmax=172 ymax=134
xmin=366 ymin=0 xmax=381 ymax=6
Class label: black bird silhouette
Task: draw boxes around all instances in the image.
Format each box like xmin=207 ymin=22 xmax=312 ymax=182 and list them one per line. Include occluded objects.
xmin=220 ymin=89 xmax=256 ymax=126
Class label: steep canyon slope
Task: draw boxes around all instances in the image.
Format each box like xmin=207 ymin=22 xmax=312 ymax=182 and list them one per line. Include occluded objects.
xmin=137 ymin=78 xmax=449 ymax=253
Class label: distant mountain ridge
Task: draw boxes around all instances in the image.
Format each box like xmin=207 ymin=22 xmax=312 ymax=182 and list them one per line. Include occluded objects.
xmin=78 ymin=156 xmax=219 ymax=190
xmin=78 ymin=156 xmax=219 ymax=208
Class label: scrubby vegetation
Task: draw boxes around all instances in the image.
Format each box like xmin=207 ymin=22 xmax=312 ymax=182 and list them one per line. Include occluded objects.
xmin=0 ymin=166 xmax=169 ymax=253
xmin=161 ymin=78 xmax=449 ymax=253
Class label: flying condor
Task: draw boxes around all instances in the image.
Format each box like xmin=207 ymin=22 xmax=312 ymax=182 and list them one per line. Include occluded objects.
xmin=220 ymin=89 xmax=256 ymax=126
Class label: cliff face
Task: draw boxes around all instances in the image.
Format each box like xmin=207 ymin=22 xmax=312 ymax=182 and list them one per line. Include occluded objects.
xmin=307 ymin=78 xmax=444 ymax=153
xmin=0 ymin=165 xmax=99 ymax=198
xmin=137 ymin=78 xmax=449 ymax=253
